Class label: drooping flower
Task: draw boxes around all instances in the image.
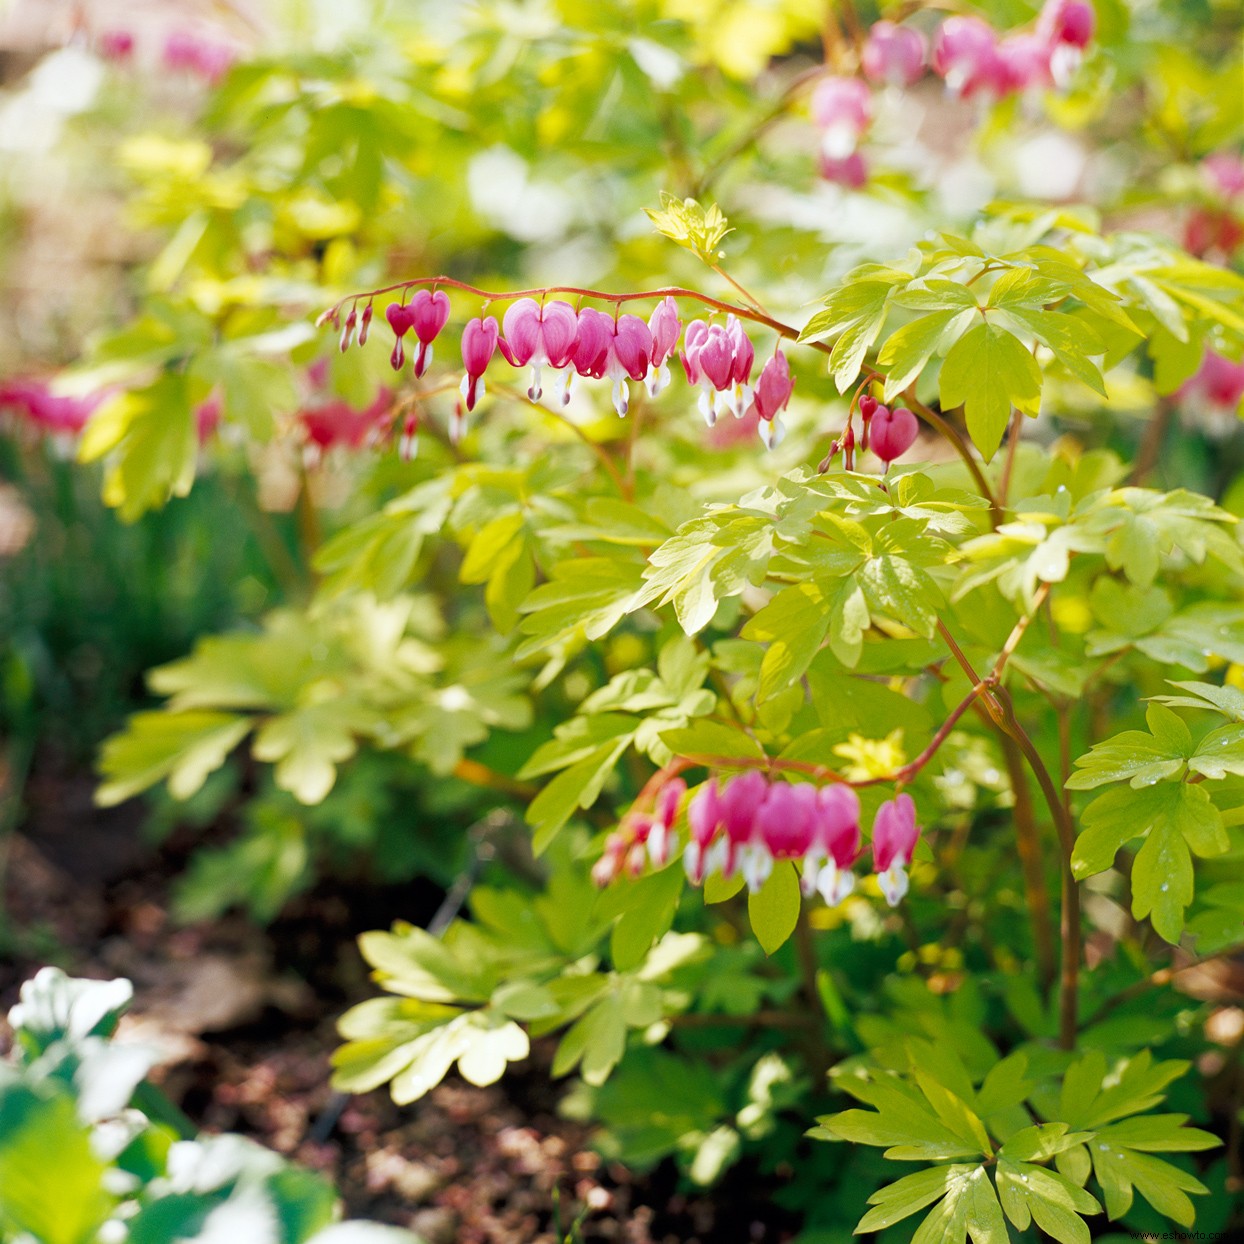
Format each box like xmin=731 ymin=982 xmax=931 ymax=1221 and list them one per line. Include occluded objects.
xmin=997 ymin=34 xmax=1053 ymax=94
xmin=358 ymin=303 xmax=373 ymax=346
xmin=872 ymin=794 xmax=920 ymax=906
xmin=551 ymin=306 xmax=613 ymax=405
xmin=1037 ymin=0 xmax=1095 ymax=86
xmin=870 ymin=405 xmax=919 ymax=463
xmin=862 ymin=21 xmax=927 ymax=88
xmin=1205 ymin=153 xmax=1244 ymax=199
xmin=811 ymin=76 xmax=872 ymax=160
xmin=162 ymin=30 xmax=236 ymax=84
xmin=649 ymin=777 xmax=686 ymax=867
xmin=806 ymin=786 xmax=862 ymax=905
xmin=933 ymin=16 xmax=1002 ymax=99
xmin=681 ymin=317 xmax=755 ymax=425
xmin=819 ymin=151 xmax=869 ymax=189
xmin=409 ymin=290 xmax=452 ymax=378
xmin=0 ymin=381 xmax=105 ymax=438
xmin=751 ymin=351 xmax=794 ymax=450
xmin=300 ymin=388 xmax=394 ymax=453
xmin=399 ymin=411 xmax=419 ymax=462
xmin=746 ymin=783 xmax=811 ymax=893
xmin=99 ymin=31 xmax=135 ymax=62
xmin=1037 ymin=0 xmax=1095 ymax=49
xmin=646 ymin=297 xmax=682 ymax=397
xmin=386 ymin=302 xmax=416 ymax=371
xmin=1180 ymin=351 xmax=1244 ymax=412
xmin=719 ymin=770 xmax=769 ymax=879
xmin=603 ymin=314 xmax=653 ymax=416
xmin=459 ymin=316 xmax=500 ymax=413
xmin=498 ymin=298 xmax=579 ymax=401
xmin=684 ymin=779 xmax=723 ymax=884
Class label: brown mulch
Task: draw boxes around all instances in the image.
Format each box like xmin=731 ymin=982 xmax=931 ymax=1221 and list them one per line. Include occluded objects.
xmin=0 ymin=761 xmax=794 ymax=1243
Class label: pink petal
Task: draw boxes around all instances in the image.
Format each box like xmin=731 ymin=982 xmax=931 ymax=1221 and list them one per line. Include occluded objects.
xmin=501 ymin=297 xmax=541 ymax=365
xmin=540 ymin=300 xmax=580 ymax=368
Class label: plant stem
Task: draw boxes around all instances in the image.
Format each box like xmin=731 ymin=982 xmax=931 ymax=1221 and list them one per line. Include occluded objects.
xmin=999 ymin=733 xmax=1057 ymax=994
xmin=998 ymin=407 xmax=1024 ymax=505
xmin=991 ymin=688 xmax=1081 ymax=1050
xmin=497 ymin=384 xmax=631 ymax=499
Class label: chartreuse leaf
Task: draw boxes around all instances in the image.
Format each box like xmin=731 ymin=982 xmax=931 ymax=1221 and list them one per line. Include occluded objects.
xmin=78 ymin=374 xmax=199 ymax=521
xmin=855 ymin=1164 xmax=978 ymax=1233
xmin=939 ymin=322 xmax=1043 ymax=461
xmin=799 ymin=264 xmax=911 ymax=391
xmin=747 ymin=861 xmax=800 ymax=955
xmin=517 ymin=557 xmax=646 ymax=660
xmin=1053 ymin=1051 xmax=1216 ymax=1228
xmin=96 ymin=711 xmax=251 ymax=806
xmin=526 ymin=735 xmax=632 ymax=854
xmin=813 ymin=1068 xmax=990 ymax=1161
xmin=1073 ymin=782 xmax=1227 ymax=941
xmin=1154 ymin=680 xmax=1244 ymax=722
xmin=1066 ymin=703 xmax=1193 ymax=790
xmin=741 ymin=581 xmax=832 ymax=698
xmin=0 ymin=1083 xmax=112 ymax=1244
xmin=995 ymin=1157 xmax=1100 ymax=1243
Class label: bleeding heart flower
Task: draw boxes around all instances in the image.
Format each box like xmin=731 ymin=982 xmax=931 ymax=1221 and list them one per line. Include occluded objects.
xmin=681 ymin=317 xmax=755 ymax=425
xmin=605 ymin=314 xmax=653 ymax=416
xmin=862 ymin=21 xmax=926 ymax=87
xmin=684 ymin=779 xmax=723 ymax=884
xmin=811 ymin=76 xmax=872 ymax=159
xmin=819 ymin=151 xmax=869 ymax=189
xmin=933 ymin=16 xmax=1002 ymax=99
xmin=870 ymin=405 xmax=919 ymax=463
xmin=997 ymin=34 xmax=1053 ymax=94
xmin=498 ymin=298 xmax=579 ymax=400
xmin=646 ymin=297 xmax=682 ymax=397
xmin=386 ymin=302 xmax=416 ymax=371
xmin=872 ymin=794 xmax=920 ymax=906
xmin=805 ymin=785 xmax=862 ymax=905
xmin=409 ymin=290 xmax=452 ymax=378
xmin=1038 ymin=0 xmax=1095 ymax=48
xmin=459 ymin=316 xmax=500 ymax=414
xmin=752 ymin=351 xmax=794 ymax=450
xmin=1180 ymin=351 xmax=1244 ymax=411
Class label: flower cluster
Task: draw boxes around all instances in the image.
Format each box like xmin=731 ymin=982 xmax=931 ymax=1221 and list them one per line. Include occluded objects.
xmin=933 ymin=0 xmax=1095 ymax=98
xmin=813 ymin=0 xmax=1096 ymax=187
xmin=339 ymin=289 xmax=796 ymax=452
xmin=1179 ymin=351 xmax=1244 ymax=415
xmin=595 ymin=773 xmax=922 ymax=910
xmin=1185 ymin=152 xmax=1244 ymax=260
xmin=0 ymin=382 xmax=106 ymax=439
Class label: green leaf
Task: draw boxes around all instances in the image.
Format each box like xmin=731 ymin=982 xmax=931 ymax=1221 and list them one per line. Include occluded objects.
xmin=996 ymin=1157 xmax=1100 ymax=1243
xmin=856 ymin=1164 xmax=976 ymax=1233
xmin=0 ymin=1085 xmax=111 ymax=1244
xmin=1073 ymin=783 xmax=1226 ymax=940
xmin=939 ymin=322 xmax=1043 ymax=461
xmin=252 ymin=700 xmax=381 ymax=805
xmin=607 ymin=866 xmax=685 ymax=972
xmin=742 ymin=582 xmax=831 ymax=699
xmin=878 ymin=309 xmax=974 ymax=400
xmin=999 ymin=1123 xmax=1094 ymax=1164
xmin=801 ymin=274 xmax=902 ymax=391
xmin=1066 ymin=703 xmax=1192 ymax=790
xmin=526 ymin=737 xmax=631 ymax=854
xmin=97 ymin=711 xmax=251 ymax=806
xmin=77 ymin=375 xmax=199 ymax=521
xmin=748 ymin=861 xmax=800 ymax=955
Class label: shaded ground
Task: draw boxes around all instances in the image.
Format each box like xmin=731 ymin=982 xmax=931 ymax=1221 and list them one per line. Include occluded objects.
xmin=0 ymin=758 xmax=798 ymax=1244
